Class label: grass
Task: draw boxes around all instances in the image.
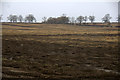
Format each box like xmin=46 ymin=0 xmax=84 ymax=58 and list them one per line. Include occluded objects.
xmin=2 ymin=23 xmax=119 ymax=80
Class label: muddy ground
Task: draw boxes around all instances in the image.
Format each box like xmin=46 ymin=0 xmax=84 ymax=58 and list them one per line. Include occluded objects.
xmin=2 ymin=23 xmax=120 ymax=80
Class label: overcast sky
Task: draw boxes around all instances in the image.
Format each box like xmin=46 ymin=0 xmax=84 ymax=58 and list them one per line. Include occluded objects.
xmin=1 ymin=0 xmax=119 ymax=22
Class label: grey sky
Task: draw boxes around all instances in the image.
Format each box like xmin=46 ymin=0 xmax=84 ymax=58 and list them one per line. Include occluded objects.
xmin=1 ymin=0 xmax=119 ymax=22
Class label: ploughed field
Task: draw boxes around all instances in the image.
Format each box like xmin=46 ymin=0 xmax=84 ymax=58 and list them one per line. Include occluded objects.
xmin=2 ymin=23 xmax=119 ymax=80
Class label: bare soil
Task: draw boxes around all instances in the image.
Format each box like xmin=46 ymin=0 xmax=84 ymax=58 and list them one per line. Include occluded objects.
xmin=2 ymin=23 xmax=120 ymax=80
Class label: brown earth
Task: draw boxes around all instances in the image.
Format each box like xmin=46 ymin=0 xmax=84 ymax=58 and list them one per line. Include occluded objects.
xmin=2 ymin=23 xmax=120 ymax=80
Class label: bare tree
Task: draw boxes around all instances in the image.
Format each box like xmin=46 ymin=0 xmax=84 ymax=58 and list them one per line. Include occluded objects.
xmin=7 ymin=15 xmax=18 ymax=22
xmin=7 ymin=15 xmax=13 ymax=22
xmin=42 ymin=17 xmax=47 ymax=23
xmin=77 ymin=16 xmax=84 ymax=25
xmin=102 ymin=14 xmax=112 ymax=23
xmin=24 ymin=14 xmax=36 ymax=23
xmin=18 ymin=15 xmax=23 ymax=22
xmin=89 ymin=16 xmax=95 ymax=23
xmin=102 ymin=14 xmax=112 ymax=27
xmin=84 ymin=16 xmax=88 ymax=23
xmin=71 ymin=17 xmax=75 ymax=25
xmin=69 ymin=17 xmax=75 ymax=25
xmin=12 ymin=15 xmax=18 ymax=22
xmin=0 ymin=15 xmax=2 ymax=22
xmin=13 ymin=15 xmax=18 ymax=22
xmin=74 ymin=20 xmax=77 ymax=25
xmin=117 ymin=15 xmax=120 ymax=23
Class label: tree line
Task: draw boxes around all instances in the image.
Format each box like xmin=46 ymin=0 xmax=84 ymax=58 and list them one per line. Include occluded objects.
xmin=0 ymin=14 xmax=120 ymax=25
xmin=6 ymin=14 xmax=36 ymax=23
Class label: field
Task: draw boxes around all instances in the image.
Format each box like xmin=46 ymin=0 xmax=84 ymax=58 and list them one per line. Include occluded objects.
xmin=2 ymin=23 xmax=120 ymax=80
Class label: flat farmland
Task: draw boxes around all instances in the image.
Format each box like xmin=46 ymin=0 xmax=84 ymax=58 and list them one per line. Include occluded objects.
xmin=2 ymin=23 xmax=119 ymax=80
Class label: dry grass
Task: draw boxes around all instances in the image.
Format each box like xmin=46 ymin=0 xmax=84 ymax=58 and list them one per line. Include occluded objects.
xmin=2 ymin=23 xmax=119 ymax=80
